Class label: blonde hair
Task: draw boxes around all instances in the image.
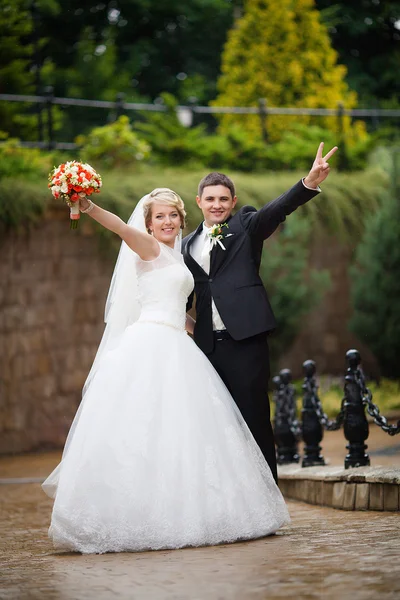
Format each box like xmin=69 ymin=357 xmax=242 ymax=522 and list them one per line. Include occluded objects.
xmin=143 ymin=188 xmax=186 ymax=233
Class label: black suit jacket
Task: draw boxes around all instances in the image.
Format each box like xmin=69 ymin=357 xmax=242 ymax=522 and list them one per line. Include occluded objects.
xmin=182 ymin=179 xmax=319 ymax=354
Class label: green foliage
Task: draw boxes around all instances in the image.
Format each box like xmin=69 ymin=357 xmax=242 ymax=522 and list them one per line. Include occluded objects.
xmin=25 ymin=0 xmax=234 ymax=135
xmin=262 ymin=123 xmax=372 ymax=171
xmin=0 ymin=177 xmax=49 ymax=230
xmin=134 ymin=94 xmax=208 ymax=167
xmin=0 ymin=135 xmax=53 ymax=180
xmin=213 ymin=0 xmax=362 ymax=142
xmin=317 ymin=0 xmax=400 ymax=107
xmin=260 ymin=215 xmax=331 ymax=366
xmin=197 ymin=127 xmax=269 ymax=172
xmin=349 ymin=178 xmax=400 ymax=378
xmin=0 ymin=157 xmax=388 ymax=242
xmin=135 ymin=97 xmax=372 ymax=172
xmin=76 ymin=116 xmax=151 ymax=170
xmin=0 ymin=0 xmax=36 ymax=138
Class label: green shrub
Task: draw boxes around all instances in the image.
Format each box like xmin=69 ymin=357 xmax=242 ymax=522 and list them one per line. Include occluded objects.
xmin=133 ymin=94 xmax=373 ymax=173
xmin=76 ymin=116 xmax=151 ymax=169
xmin=349 ymin=187 xmax=400 ymax=378
xmin=134 ymin=93 xmax=207 ymax=167
xmin=0 ymin=135 xmax=53 ymax=181
xmin=260 ymin=214 xmax=331 ymax=368
xmin=0 ymin=178 xmax=48 ymax=230
xmin=262 ymin=123 xmax=373 ymax=172
xmin=197 ymin=127 xmax=269 ymax=172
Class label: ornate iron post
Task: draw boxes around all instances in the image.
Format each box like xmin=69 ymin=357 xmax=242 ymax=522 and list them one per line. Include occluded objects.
xmin=301 ymin=360 xmax=325 ymax=467
xmin=273 ymin=370 xmax=300 ymax=465
xmin=343 ymin=349 xmax=370 ymax=469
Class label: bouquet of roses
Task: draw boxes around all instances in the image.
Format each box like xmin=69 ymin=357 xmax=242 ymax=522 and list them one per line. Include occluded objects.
xmin=48 ymin=161 xmax=102 ymax=229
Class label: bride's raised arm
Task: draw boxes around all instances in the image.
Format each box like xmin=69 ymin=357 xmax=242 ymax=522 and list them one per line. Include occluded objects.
xmin=79 ymin=197 xmax=159 ymax=261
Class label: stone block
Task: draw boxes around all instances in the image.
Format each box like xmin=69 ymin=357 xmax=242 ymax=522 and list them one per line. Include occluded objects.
xmin=355 ymin=483 xmax=370 ymax=510
xmin=364 ymin=468 xmax=400 ymax=485
xmin=35 ymin=353 xmax=52 ymax=376
xmin=307 ymin=481 xmax=319 ymax=504
xmin=1 ymin=306 xmax=23 ymax=332
xmin=321 ymin=482 xmax=335 ymax=507
xmin=343 ymin=483 xmax=356 ymax=510
xmin=332 ymin=481 xmax=346 ymax=509
xmin=369 ymin=483 xmax=384 ymax=510
xmin=299 ymin=480 xmax=311 ymax=502
xmin=314 ymin=481 xmax=324 ymax=505
xmin=277 ymin=479 xmax=290 ymax=498
xmin=383 ymin=484 xmax=399 ymax=511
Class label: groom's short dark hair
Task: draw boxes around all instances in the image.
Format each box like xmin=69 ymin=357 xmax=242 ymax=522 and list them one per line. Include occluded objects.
xmin=198 ymin=172 xmax=235 ymax=199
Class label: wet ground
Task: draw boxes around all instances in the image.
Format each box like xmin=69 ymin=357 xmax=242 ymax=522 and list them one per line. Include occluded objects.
xmin=0 ymin=426 xmax=399 ymax=600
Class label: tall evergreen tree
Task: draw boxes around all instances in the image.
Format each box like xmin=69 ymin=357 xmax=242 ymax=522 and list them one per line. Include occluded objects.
xmin=0 ymin=0 xmax=35 ymax=137
xmin=213 ymin=0 xmax=360 ymax=142
xmin=349 ymin=165 xmax=400 ymax=378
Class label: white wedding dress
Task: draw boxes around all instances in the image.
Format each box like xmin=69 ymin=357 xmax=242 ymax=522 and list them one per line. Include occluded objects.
xmin=42 ymin=242 xmax=289 ymax=554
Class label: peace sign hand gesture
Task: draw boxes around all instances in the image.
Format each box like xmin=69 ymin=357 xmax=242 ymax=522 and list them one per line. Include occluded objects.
xmin=303 ymin=142 xmax=338 ymax=189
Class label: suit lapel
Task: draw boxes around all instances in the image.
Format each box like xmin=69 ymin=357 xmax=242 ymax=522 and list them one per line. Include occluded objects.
xmin=184 ymin=223 xmax=208 ymax=278
xmin=185 ymin=217 xmax=239 ymax=278
xmin=209 ymin=224 xmax=236 ymax=276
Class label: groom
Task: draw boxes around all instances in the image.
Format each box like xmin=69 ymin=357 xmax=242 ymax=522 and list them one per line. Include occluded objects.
xmin=183 ymin=143 xmax=337 ymax=482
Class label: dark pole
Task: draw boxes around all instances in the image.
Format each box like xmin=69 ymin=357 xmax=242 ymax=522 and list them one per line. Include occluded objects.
xmin=44 ymin=86 xmax=54 ymax=150
xmin=258 ymin=98 xmax=268 ymax=143
xmin=337 ymin=102 xmax=348 ymax=171
xmin=343 ymin=349 xmax=370 ymax=469
xmin=301 ymin=360 xmax=325 ymax=467
xmin=31 ymin=1 xmax=44 ymax=142
xmin=273 ymin=370 xmax=300 ymax=465
xmin=115 ymin=92 xmax=125 ymax=121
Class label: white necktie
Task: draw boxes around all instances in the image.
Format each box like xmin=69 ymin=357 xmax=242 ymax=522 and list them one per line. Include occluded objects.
xmin=200 ymin=228 xmax=213 ymax=274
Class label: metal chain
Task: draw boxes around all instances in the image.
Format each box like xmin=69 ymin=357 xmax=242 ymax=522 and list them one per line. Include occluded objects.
xmin=275 ymin=386 xmax=302 ymax=438
xmin=355 ymin=370 xmax=400 ymax=436
xmin=304 ymin=379 xmax=344 ymax=431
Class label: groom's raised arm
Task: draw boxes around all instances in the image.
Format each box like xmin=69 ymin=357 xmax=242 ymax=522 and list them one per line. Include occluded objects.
xmin=241 ymin=179 xmax=319 ymax=240
xmin=241 ymin=142 xmax=337 ymax=241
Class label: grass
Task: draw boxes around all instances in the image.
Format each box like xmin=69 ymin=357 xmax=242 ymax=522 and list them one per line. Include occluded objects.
xmin=272 ymin=377 xmax=400 ymax=419
xmin=0 ymin=163 xmax=389 ymax=240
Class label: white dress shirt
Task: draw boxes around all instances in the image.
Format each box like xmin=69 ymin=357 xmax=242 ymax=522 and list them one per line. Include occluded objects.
xmin=190 ymin=223 xmax=227 ymax=331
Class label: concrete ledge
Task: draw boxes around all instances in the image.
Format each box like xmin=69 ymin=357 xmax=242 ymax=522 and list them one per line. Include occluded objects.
xmin=278 ymin=465 xmax=400 ymax=511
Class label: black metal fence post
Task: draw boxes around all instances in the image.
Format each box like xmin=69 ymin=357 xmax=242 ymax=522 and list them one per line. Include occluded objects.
xmin=115 ymin=92 xmax=125 ymax=120
xmin=31 ymin=0 xmax=44 ymax=142
xmin=273 ymin=370 xmax=300 ymax=465
xmin=258 ymin=98 xmax=268 ymax=143
xmin=301 ymin=360 xmax=325 ymax=467
xmin=343 ymin=349 xmax=370 ymax=469
xmin=337 ymin=102 xmax=348 ymax=171
xmin=44 ymin=86 xmax=55 ymax=150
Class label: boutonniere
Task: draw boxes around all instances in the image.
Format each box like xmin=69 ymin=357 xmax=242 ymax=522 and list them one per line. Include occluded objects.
xmin=207 ymin=223 xmax=229 ymax=250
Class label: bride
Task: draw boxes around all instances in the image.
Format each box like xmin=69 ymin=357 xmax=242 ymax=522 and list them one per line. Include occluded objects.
xmin=42 ymin=187 xmax=290 ymax=554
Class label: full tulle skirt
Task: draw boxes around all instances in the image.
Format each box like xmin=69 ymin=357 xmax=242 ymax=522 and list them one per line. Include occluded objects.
xmin=43 ymin=321 xmax=290 ymax=554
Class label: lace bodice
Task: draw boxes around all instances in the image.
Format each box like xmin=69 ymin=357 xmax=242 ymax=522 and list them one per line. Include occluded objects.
xmin=136 ymin=242 xmax=194 ymax=331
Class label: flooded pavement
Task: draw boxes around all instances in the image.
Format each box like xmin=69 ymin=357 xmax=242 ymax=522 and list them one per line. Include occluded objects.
xmin=0 ymin=426 xmax=399 ymax=600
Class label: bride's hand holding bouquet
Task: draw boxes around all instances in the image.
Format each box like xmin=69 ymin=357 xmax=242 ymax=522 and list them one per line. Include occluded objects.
xmin=48 ymin=161 xmax=102 ymax=229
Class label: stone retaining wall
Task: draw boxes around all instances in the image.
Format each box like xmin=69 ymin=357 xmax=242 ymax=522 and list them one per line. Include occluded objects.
xmin=0 ymin=206 xmax=114 ymax=454
xmin=278 ymin=465 xmax=400 ymax=511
